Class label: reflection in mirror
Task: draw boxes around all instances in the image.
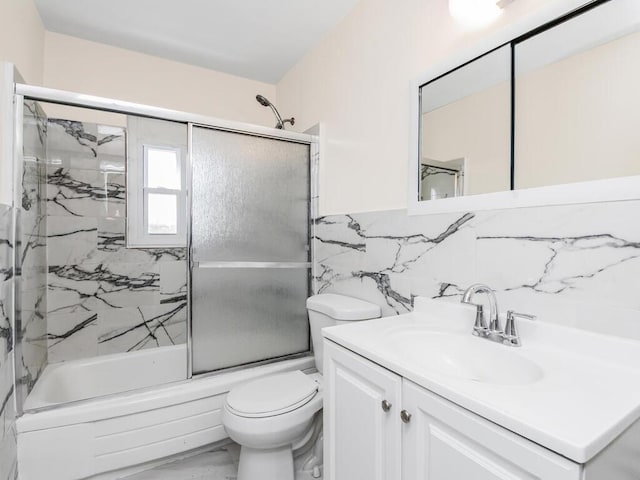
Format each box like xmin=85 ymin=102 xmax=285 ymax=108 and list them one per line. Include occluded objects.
xmin=514 ymin=0 xmax=640 ymax=189
xmin=421 ymin=157 xmax=465 ymax=200
xmin=419 ymin=45 xmax=511 ymax=201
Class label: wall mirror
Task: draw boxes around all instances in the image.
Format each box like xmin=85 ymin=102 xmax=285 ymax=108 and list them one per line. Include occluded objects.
xmin=410 ymin=0 xmax=640 ymax=214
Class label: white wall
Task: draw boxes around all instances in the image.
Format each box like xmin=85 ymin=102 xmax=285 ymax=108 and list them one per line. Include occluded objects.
xmin=0 ymin=0 xmax=45 ymax=205
xmin=276 ymin=0 xmax=585 ymax=215
xmin=0 ymin=0 xmax=44 ymax=85
xmin=43 ymin=32 xmax=278 ymax=127
xmin=1 ymin=0 xmax=282 ymax=201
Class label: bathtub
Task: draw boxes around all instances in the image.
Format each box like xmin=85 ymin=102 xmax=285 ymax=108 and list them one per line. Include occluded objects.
xmin=16 ymin=345 xmax=315 ymax=480
xmin=24 ymin=345 xmax=188 ymax=410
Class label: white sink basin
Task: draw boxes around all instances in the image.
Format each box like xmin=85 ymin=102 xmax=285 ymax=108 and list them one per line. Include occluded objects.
xmin=322 ymin=296 xmax=640 ymax=463
xmin=383 ymin=330 xmax=544 ymax=386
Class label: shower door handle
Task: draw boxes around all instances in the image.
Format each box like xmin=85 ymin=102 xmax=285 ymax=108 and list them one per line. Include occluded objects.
xmin=193 ymin=261 xmax=311 ymax=269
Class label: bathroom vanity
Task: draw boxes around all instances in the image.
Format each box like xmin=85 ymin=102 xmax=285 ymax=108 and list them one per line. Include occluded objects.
xmin=322 ymin=298 xmax=640 ymax=479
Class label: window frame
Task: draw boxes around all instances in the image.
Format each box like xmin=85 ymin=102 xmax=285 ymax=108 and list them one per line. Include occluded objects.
xmin=128 ymin=142 xmax=187 ymax=248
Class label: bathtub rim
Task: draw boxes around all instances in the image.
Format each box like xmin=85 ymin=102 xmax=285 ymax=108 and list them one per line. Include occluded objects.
xmin=24 ymin=344 xmax=188 ymax=411
xmin=17 ymin=354 xmax=315 ymax=433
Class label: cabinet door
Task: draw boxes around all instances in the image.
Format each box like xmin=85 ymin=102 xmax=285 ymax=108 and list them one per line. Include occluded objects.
xmin=324 ymin=340 xmax=402 ymax=480
xmin=402 ymin=380 xmax=581 ymax=480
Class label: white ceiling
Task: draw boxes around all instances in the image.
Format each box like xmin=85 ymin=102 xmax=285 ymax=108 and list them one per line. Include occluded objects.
xmin=34 ymin=0 xmax=360 ymax=83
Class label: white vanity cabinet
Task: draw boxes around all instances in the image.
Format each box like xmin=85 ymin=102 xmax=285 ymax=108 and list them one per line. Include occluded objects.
xmin=323 ymin=339 xmax=402 ymax=480
xmin=402 ymin=380 xmax=581 ymax=480
xmin=324 ymin=340 xmax=582 ymax=480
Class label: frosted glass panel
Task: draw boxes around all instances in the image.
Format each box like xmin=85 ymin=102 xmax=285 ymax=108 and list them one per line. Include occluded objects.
xmin=190 ymin=126 xmax=311 ymax=375
xmin=147 ymin=193 xmax=177 ymax=234
xmin=191 ymin=268 xmax=310 ymax=373
xmin=146 ymin=148 xmax=179 ymax=188
xmin=191 ymin=127 xmax=309 ymax=262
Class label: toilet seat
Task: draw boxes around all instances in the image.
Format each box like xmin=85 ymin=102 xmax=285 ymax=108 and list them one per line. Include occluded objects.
xmin=226 ymin=370 xmax=319 ymax=418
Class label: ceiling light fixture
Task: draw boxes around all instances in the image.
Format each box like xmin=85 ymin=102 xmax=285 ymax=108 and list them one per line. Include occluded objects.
xmin=449 ymin=0 xmax=513 ymax=28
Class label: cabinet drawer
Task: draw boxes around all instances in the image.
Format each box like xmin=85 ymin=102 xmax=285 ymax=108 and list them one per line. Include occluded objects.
xmin=402 ymin=380 xmax=582 ymax=480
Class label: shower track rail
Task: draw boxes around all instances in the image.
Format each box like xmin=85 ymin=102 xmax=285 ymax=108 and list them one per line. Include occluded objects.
xmin=194 ymin=261 xmax=311 ymax=269
xmin=14 ymin=83 xmax=313 ymax=145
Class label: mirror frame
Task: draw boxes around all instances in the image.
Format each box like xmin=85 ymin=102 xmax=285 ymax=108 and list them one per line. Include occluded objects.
xmin=409 ymin=0 xmax=640 ymax=215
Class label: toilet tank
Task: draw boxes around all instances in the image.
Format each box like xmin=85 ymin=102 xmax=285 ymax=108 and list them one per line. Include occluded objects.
xmin=306 ymin=294 xmax=381 ymax=374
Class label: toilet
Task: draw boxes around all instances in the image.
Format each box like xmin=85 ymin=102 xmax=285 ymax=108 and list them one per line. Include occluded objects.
xmin=222 ymin=293 xmax=381 ymax=480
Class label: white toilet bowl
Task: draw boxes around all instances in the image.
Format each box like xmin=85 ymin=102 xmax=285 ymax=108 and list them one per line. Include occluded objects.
xmin=222 ymin=371 xmax=323 ymax=480
xmin=222 ymin=294 xmax=381 ymax=480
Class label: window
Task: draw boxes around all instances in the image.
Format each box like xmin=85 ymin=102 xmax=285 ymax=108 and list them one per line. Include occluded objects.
xmin=126 ymin=117 xmax=187 ymax=247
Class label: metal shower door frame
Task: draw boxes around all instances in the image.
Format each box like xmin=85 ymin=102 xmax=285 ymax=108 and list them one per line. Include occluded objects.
xmin=185 ymin=123 xmax=317 ymax=378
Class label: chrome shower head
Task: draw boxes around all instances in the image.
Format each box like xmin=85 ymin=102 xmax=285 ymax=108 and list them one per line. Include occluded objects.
xmin=255 ymin=94 xmax=295 ymax=130
xmin=256 ymin=94 xmax=272 ymax=107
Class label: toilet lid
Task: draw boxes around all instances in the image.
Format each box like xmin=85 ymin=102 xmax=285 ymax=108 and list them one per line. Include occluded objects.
xmin=226 ymin=371 xmax=319 ymax=418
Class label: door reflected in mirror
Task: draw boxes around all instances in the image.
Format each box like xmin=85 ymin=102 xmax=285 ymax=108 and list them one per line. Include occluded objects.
xmin=421 ymin=158 xmax=465 ymax=200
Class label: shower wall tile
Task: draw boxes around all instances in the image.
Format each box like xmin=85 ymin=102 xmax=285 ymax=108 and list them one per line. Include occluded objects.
xmin=97 ymin=302 xmax=187 ymax=355
xmin=46 ymin=167 xmax=126 ymax=218
xmin=314 ymin=201 xmax=640 ymax=340
xmin=160 ymin=261 xmax=188 ymax=302
xmin=0 ymin=377 xmax=17 ymax=480
xmin=0 ymin=203 xmax=17 ymax=480
xmin=22 ymin=102 xmax=47 ymax=160
xmin=92 ymin=218 xmax=186 ymax=264
xmin=45 ymin=118 xmax=187 ymax=365
xmin=47 ymin=216 xmax=98 ymax=266
xmin=96 ymin=217 xmax=126 ymax=255
xmin=47 ymin=150 xmax=125 ymax=173
xmin=48 ymin=262 xmax=162 ymax=313
xmin=47 ymin=311 xmax=99 ymax=363
xmin=15 ymin=101 xmax=48 ymax=411
xmin=47 ymin=119 xmax=98 ymax=157
xmin=97 ymin=125 xmax=125 ymax=153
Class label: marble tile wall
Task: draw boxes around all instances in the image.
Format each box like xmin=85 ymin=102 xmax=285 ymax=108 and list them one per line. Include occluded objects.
xmin=0 ymin=204 xmax=17 ymax=480
xmin=45 ymin=118 xmax=187 ymax=364
xmin=15 ymin=101 xmax=48 ymax=409
xmin=314 ymin=201 xmax=640 ymax=340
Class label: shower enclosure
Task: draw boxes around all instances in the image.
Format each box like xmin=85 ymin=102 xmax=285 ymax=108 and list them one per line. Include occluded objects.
xmin=9 ymin=85 xmax=316 ymax=416
xmin=4 ymin=80 xmax=317 ymax=479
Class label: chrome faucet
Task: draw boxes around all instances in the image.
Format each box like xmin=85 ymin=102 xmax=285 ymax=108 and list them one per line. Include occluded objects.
xmin=461 ymin=283 xmax=501 ymax=339
xmin=461 ymin=284 xmax=536 ymax=347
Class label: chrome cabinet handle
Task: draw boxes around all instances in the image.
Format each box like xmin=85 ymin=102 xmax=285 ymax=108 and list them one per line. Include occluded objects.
xmin=401 ymin=410 xmax=412 ymax=423
xmin=381 ymin=400 xmax=392 ymax=412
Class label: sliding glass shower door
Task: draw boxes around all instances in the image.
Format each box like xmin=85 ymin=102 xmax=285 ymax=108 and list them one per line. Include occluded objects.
xmin=190 ymin=126 xmax=311 ymax=374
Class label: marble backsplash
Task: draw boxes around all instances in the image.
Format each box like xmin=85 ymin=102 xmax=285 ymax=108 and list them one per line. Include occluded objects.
xmin=313 ymin=201 xmax=640 ymax=340
xmin=45 ymin=118 xmax=187 ymax=364
xmin=0 ymin=204 xmax=17 ymax=480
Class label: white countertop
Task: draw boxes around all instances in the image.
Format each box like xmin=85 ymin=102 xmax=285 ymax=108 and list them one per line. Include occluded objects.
xmin=322 ymin=297 xmax=640 ymax=464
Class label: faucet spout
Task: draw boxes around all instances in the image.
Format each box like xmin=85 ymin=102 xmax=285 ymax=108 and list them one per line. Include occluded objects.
xmin=461 ymin=284 xmax=501 ymax=337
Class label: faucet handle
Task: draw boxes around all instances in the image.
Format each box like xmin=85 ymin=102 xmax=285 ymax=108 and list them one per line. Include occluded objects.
xmin=503 ymin=311 xmax=536 ymax=347
xmin=471 ymin=304 xmax=488 ymax=337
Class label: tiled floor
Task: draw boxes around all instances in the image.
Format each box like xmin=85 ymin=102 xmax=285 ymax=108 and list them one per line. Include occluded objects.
xmin=124 ymin=444 xmax=240 ymax=480
xmin=124 ymin=441 xmax=322 ymax=480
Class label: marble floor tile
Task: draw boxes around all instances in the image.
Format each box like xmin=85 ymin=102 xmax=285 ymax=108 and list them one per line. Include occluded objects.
xmin=123 ymin=444 xmax=240 ymax=480
xmin=123 ymin=442 xmax=322 ymax=480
